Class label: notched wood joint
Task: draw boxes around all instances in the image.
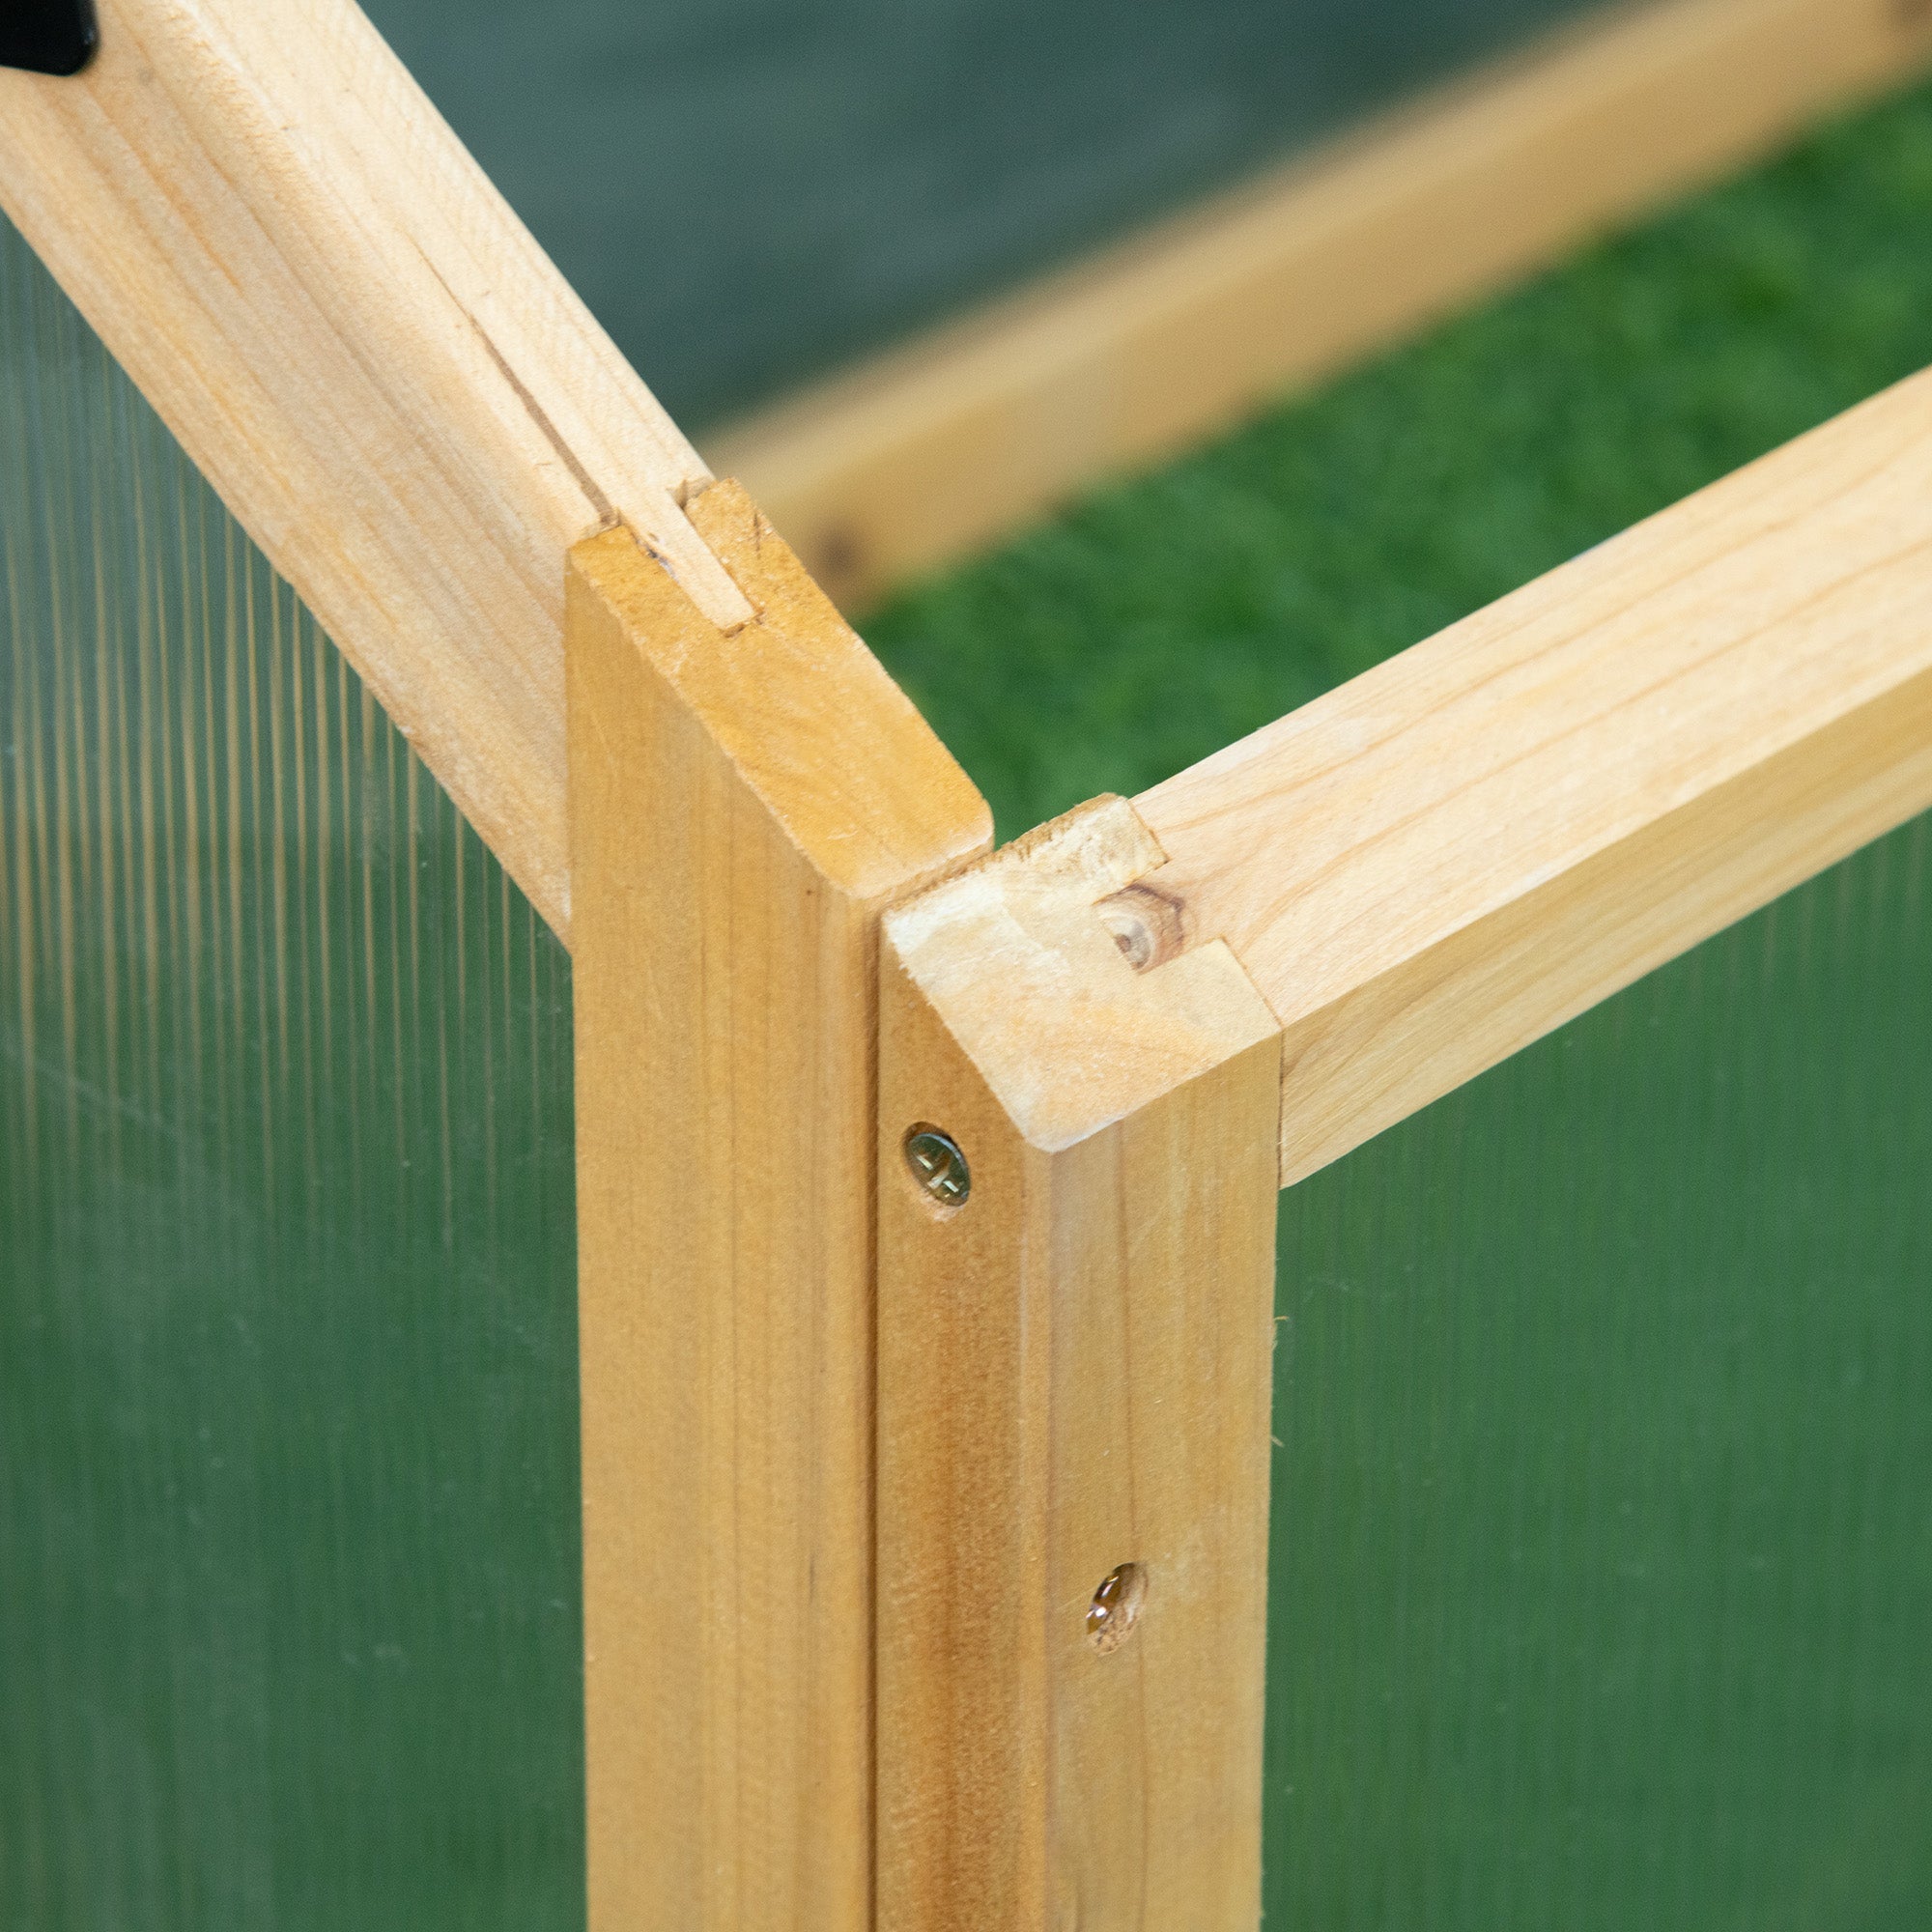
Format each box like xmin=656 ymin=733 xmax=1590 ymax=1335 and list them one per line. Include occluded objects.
xmin=884 ymin=795 xmax=1278 ymax=1152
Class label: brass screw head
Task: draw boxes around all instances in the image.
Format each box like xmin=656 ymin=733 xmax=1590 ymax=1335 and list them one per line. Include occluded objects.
xmin=1086 ymin=1563 xmax=1147 ymax=1653
xmin=903 ymin=1125 xmax=970 ymax=1208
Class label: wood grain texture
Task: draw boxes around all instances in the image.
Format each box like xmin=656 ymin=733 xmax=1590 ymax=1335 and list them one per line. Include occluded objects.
xmin=878 ymin=798 xmax=1282 ymax=1930
xmin=568 ymin=482 xmax=989 ymax=1932
xmin=713 ymin=0 xmax=1932 ymax=611
xmin=0 ymin=0 xmax=752 ymax=936
xmin=1125 ymin=361 xmax=1932 ymax=1187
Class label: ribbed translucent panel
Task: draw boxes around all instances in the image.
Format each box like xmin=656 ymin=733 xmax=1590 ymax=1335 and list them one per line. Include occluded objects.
xmin=0 ymin=217 xmax=582 ymax=1927
xmin=1266 ymin=810 xmax=1932 ymax=1927
xmin=8 ymin=213 xmax=1932 ymax=1932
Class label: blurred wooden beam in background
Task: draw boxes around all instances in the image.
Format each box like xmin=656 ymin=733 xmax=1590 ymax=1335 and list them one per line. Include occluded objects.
xmin=712 ymin=0 xmax=1932 ymax=612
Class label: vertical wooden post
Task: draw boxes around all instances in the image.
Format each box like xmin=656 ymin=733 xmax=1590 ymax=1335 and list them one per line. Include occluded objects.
xmin=566 ymin=481 xmax=989 ymax=1931
xmin=877 ymin=798 xmax=1284 ymax=1929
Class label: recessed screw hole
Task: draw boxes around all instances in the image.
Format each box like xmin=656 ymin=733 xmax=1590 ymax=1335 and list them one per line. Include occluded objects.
xmin=903 ymin=1123 xmax=970 ymax=1208
xmin=1100 ymin=906 xmax=1155 ymax=968
xmin=1094 ymin=881 xmax=1187 ymax=973
xmin=1086 ymin=1562 xmax=1146 ymax=1654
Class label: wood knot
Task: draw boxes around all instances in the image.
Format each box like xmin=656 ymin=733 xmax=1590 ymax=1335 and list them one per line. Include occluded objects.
xmin=1095 ymin=880 xmax=1188 ymax=972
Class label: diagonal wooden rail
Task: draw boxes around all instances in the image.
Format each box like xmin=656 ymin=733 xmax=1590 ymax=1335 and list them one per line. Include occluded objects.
xmin=0 ymin=0 xmax=747 ymax=936
xmin=11 ymin=3 xmax=1932 ymax=1929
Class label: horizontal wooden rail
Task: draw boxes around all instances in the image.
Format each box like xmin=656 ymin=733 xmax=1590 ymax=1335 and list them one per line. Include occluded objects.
xmin=1120 ymin=361 xmax=1932 ymax=1186
xmin=0 ymin=0 xmax=749 ymax=937
xmin=714 ymin=0 xmax=1932 ymax=611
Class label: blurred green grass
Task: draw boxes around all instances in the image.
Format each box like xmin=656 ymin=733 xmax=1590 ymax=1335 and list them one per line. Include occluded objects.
xmin=865 ymin=76 xmax=1932 ymax=840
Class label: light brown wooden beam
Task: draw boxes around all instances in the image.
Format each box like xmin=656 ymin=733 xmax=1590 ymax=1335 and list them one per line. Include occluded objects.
xmin=0 ymin=0 xmax=748 ymax=937
xmin=568 ymin=482 xmax=989 ymax=1932
xmin=712 ymin=0 xmax=1932 ymax=611
xmin=877 ymin=798 xmax=1282 ymax=1930
xmin=1121 ymin=361 xmax=1932 ymax=1188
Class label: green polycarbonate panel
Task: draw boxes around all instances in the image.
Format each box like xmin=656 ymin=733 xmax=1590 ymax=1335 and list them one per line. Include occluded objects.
xmin=8 ymin=160 xmax=1932 ymax=1932
xmin=1265 ymin=810 xmax=1932 ymax=1926
xmin=0 ymin=216 xmax=583 ymax=1927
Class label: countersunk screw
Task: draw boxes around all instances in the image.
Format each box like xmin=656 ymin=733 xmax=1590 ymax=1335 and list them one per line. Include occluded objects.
xmin=903 ymin=1124 xmax=970 ymax=1208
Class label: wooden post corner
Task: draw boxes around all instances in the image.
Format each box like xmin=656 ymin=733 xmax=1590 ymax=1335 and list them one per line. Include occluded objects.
xmin=565 ymin=479 xmax=989 ymax=1931
xmin=877 ymin=795 xmax=1284 ymax=1930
